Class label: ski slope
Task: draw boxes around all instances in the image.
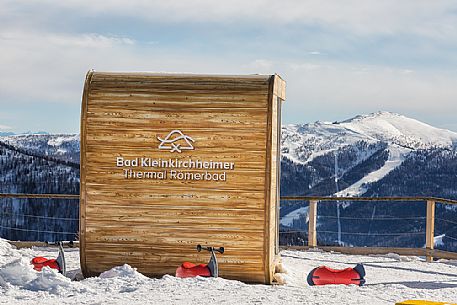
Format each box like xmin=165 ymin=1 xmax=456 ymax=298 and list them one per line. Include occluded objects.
xmin=280 ymin=207 xmax=309 ymax=227
xmin=1 ymin=239 xmax=457 ymax=304
xmin=336 ymin=145 xmax=411 ymax=196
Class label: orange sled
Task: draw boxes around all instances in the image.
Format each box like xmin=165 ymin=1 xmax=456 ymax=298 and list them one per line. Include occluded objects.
xmin=176 ymin=245 xmax=224 ymax=278
xmin=307 ymin=263 xmax=365 ymax=286
xmin=31 ymin=242 xmax=66 ymax=276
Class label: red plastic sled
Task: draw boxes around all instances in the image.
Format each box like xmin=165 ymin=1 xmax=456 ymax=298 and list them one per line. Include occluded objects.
xmin=31 ymin=257 xmax=61 ymax=272
xmin=31 ymin=242 xmax=66 ymax=275
xmin=176 ymin=262 xmax=211 ymax=278
xmin=307 ymin=263 xmax=365 ymax=286
xmin=176 ymin=245 xmax=224 ymax=278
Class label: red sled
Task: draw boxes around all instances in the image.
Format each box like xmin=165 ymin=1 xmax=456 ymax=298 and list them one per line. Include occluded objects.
xmin=176 ymin=262 xmax=211 ymax=278
xmin=31 ymin=242 xmax=66 ymax=276
xmin=307 ymin=263 xmax=365 ymax=286
xmin=176 ymin=245 xmax=224 ymax=278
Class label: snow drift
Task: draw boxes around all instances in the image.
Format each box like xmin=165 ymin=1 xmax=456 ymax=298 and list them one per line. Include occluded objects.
xmin=1 ymin=238 xmax=457 ymax=304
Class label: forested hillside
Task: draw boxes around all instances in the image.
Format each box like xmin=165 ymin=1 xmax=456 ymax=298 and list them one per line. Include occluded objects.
xmin=0 ymin=135 xmax=79 ymax=242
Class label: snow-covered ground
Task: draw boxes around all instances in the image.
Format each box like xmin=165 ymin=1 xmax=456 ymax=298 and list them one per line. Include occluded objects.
xmin=1 ymin=239 xmax=457 ymax=304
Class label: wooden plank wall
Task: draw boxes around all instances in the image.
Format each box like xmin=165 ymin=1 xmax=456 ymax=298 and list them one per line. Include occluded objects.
xmin=266 ymin=76 xmax=285 ymax=282
xmin=81 ymin=72 xmax=285 ymax=283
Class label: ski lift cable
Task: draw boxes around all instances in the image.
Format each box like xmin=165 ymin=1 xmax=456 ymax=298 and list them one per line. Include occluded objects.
xmin=442 ymin=235 xmax=457 ymax=242
xmin=0 ymin=212 xmax=78 ymax=221
xmin=0 ymin=225 xmax=77 ymax=235
xmin=279 ymin=230 xmax=425 ymax=236
xmin=280 ymin=213 xmax=426 ymax=219
xmin=435 ymin=217 xmax=457 ymax=225
xmin=317 ymin=215 xmax=426 ymax=220
xmin=318 ymin=230 xmax=425 ymax=236
xmin=280 ymin=214 xmax=425 ymax=220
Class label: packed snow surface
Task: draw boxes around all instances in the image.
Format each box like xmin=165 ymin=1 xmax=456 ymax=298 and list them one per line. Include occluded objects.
xmin=1 ymin=239 xmax=457 ymax=304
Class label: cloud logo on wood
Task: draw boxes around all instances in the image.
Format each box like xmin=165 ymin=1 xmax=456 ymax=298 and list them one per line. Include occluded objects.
xmin=157 ymin=130 xmax=195 ymax=153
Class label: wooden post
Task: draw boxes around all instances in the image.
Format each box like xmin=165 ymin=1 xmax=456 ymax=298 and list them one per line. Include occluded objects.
xmin=426 ymin=200 xmax=436 ymax=262
xmin=308 ymin=200 xmax=318 ymax=248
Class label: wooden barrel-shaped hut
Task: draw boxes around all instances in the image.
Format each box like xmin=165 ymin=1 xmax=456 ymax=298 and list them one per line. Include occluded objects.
xmin=80 ymin=72 xmax=286 ymax=283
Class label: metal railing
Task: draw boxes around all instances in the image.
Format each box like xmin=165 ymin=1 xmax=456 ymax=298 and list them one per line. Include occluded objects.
xmin=280 ymin=196 xmax=457 ymax=261
xmin=2 ymin=193 xmax=457 ymax=261
xmin=0 ymin=193 xmax=79 ymax=199
xmin=0 ymin=193 xmax=79 ymax=242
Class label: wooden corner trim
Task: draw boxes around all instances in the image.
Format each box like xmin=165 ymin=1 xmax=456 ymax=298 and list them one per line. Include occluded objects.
xmin=79 ymin=70 xmax=94 ymax=277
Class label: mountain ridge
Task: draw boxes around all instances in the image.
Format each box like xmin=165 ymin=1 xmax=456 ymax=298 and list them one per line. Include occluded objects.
xmin=282 ymin=111 xmax=457 ymax=165
xmin=281 ymin=111 xmax=457 ymax=197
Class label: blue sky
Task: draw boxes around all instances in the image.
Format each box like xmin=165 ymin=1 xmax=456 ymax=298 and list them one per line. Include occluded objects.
xmin=1 ymin=0 xmax=456 ymax=133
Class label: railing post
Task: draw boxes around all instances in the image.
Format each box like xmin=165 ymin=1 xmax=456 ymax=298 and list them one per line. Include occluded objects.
xmin=308 ymin=200 xmax=318 ymax=248
xmin=426 ymin=200 xmax=436 ymax=262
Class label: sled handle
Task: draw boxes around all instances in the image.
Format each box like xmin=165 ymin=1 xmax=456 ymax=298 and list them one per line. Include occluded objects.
xmin=197 ymin=244 xmax=224 ymax=254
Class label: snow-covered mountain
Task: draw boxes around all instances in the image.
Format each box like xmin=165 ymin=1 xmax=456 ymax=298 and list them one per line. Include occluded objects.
xmin=340 ymin=112 xmax=457 ymax=148
xmin=281 ymin=111 xmax=457 ymax=197
xmin=280 ymin=112 xmax=457 ymax=251
xmin=283 ymin=111 xmax=457 ymax=164
xmin=1 ymin=134 xmax=80 ymax=164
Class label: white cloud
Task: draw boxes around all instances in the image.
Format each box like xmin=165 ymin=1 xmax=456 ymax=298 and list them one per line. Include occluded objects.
xmin=1 ymin=0 xmax=456 ymax=132
xmin=1 ymin=25 xmax=456 ymax=130
xmin=0 ymin=124 xmax=12 ymax=130
xmin=0 ymin=31 xmax=134 ymax=48
xmin=250 ymin=59 xmax=274 ymax=72
xmin=288 ymin=63 xmax=321 ymax=71
xmin=277 ymin=60 xmax=457 ymax=126
xmin=11 ymin=0 xmax=456 ymax=38
xmin=0 ymin=30 xmax=136 ymax=103
xmin=46 ymin=33 xmax=135 ymax=48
